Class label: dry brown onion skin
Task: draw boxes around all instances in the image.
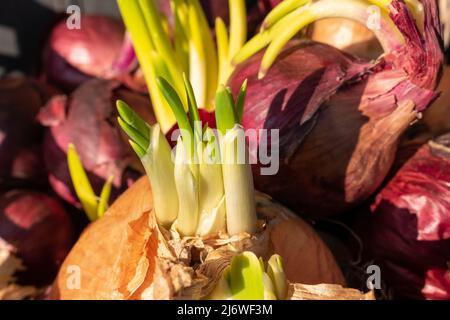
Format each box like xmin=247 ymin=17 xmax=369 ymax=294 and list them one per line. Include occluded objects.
xmin=0 ymin=240 xmax=38 ymax=300
xmin=288 ymin=283 xmax=375 ymax=300
xmin=51 ymin=177 xmax=347 ymax=300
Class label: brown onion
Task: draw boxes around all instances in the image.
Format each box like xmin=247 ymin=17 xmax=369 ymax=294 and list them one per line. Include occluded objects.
xmin=51 ymin=177 xmax=347 ymax=300
xmin=309 ymin=18 xmax=383 ymax=61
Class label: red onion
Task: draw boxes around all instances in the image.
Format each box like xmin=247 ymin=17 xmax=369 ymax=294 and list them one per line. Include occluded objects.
xmin=368 ymin=133 xmax=450 ymax=300
xmin=48 ymin=15 xmax=125 ymax=78
xmin=0 ymin=190 xmax=74 ymax=286
xmin=199 ymin=0 xmax=268 ymax=29
xmin=8 ymin=145 xmax=47 ymax=189
xmin=423 ymin=66 xmax=450 ymax=135
xmin=257 ymin=0 xmax=281 ymax=11
xmin=44 ymin=49 xmax=93 ymax=93
xmin=0 ymin=76 xmax=55 ymax=190
xmin=37 ymin=79 xmax=154 ymax=207
xmin=44 ymin=15 xmax=138 ymax=92
xmin=229 ymin=0 xmax=443 ymax=217
xmin=200 ymin=0 xmax=230 ymax=25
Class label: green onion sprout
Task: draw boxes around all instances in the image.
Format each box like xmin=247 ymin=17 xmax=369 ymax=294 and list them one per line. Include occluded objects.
xmin=117 ymin=0 xmax=246 ymax=133
xmin=117 ymin=77 xmax=256 ymax=237
xmin=208 ymin=252 xmax=288 ymax=300
xmin=67 ymin=144 xmax=113 ymax=221
xmin=117 ymin=100 xmax=179 ymax=227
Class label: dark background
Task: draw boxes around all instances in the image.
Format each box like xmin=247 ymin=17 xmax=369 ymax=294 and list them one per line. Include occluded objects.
xmin=0 ymin=0 xmax=120 ymax=76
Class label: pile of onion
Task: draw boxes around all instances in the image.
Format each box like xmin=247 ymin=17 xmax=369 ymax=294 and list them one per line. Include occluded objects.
xmin=50 ymin=73 xmax=370 ymax=300
xmin=0 ymin=190 xmax=74 ymax=287
xmin=43 ymin=0 xmax=266 ymax=94
xmin=116 ymin=0 xmax=443 ymax=218
xmin=367 ymin=133 xmax=450 ymax=300
xmin=229 ymin=0 xmax=444 ymax=217
xmin=37 ymin=79 xmax=155 ymax=207
xmin=46 ymin=0 xmax=445 ymax=300
xmin=0 ymin=76 xmax=56 ymax=190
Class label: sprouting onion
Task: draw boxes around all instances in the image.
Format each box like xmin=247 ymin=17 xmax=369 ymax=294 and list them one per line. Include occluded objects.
xmin=208 ymin=252 xmax=288 ymax=300
xmin=117 ymin=100 xmax=178 ymax=227
xmin=67 ymin=144 xmax=113 ymax=221
xmin=235 ymin=0 xmax=427 ymax=78
xmin=234 ymin=0 xmax=409 ymax=78
xmin=117 ymin=77 xmax=255 ymax=237
xmin=267 ymin=254 xmax=288 ymax=300
xmin=117 ymin=0 xmax=423 ymax=132
xmin=213 ymin=82 xmax=257 ymax=235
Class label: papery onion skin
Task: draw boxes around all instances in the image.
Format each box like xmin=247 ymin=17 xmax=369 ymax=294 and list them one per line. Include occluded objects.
xmin=229 ymin=0 xmax=443 ymax=217
xmin=0 ymin=190 xmax=74 ymax=287
xmin=44 ymin=15 xmax=141 ymax=93
xmin=47 ymin=15 xmax=124 ymax=79
xmin=368 ymin=134 xmax=450 ymax=300
xmin=44 ymin=49 xmax=94 ymax=93
xmin=51 ymin=177 xmax=345 ymax=300
xmin=0 ymin=77 xmax=56 ymax=190
xmin=229 ymin=40 xmax=375 ymax=216
xmin=37 ymin=79 xmax=154 ymax=207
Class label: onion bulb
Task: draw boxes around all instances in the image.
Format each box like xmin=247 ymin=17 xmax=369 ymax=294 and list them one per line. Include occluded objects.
xmin=0 ymin=76 xmax=56 ymax=190
xmin=51 ymin=177 xmax=349 ymax=299
xmin=50 ymin=77 xmax=362 ymax=300
xmin=229 ymin=0 xmax=443 ymax=217
xmin=37 ymin=79 xmax=155 ymax=207
xmin=44 ymin=15 xmax=139 ymax=92
xmin=44 ymin=15 xmax=125 ymax=90
xmin=368 ymin=133 xmax=450 ymax=300
xmin=0 ymin=191 xmax=74 ymax=287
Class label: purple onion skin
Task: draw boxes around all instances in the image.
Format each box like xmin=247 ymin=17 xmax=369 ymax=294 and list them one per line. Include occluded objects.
xmin=369 ymin=133 xmax=450 ymax=300
xmin=48 ymin=15 xmax=124 ymax=79
xmin=199 ymin=0 xmax=267 ymax=28
xmin=0 ymin=191 xmax=74 ymax=286
xmin=200 ymin=0 xmax=230 ymax=25
xmin=229 ymin=0 xmax=443 ymax=217
xmin=37 ymin=79 xmax=154 ymax=207
xmin=257 ymin=0 xmax=281 ymax=11
xmin=210 ymin=0 xmax=271 ymax=35
xmin=0 ymin=77 xmax=56 ymax=190
xmin=44 ymin=49 xmax=94 ymax=93
xmin=44 ymin=15 xmax=128 ymax=93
